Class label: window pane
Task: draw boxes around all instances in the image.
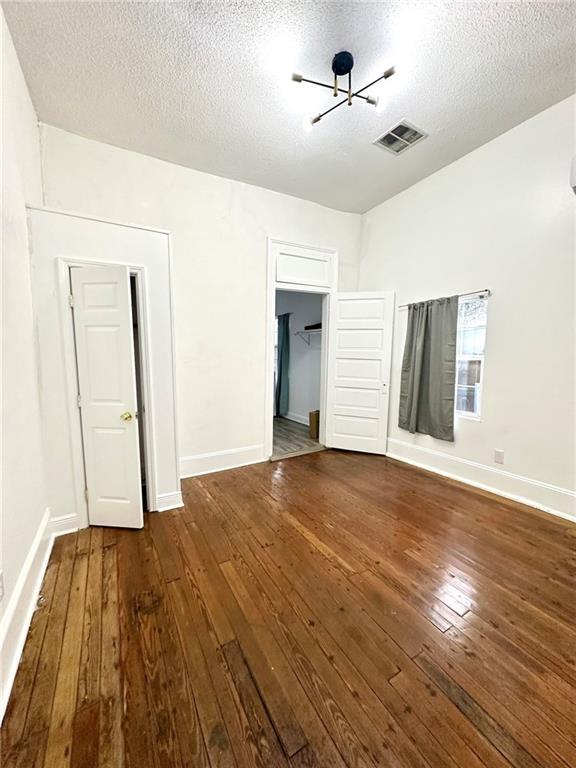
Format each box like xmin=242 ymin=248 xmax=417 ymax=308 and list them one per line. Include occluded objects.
xmin=459 ymin=327 xmax=485 ymax=355
xmin=458 ymin=298 xmax=487 ymax=329
xmin=456 ymin=385 xmax=479 ymax=414
xmin=457 ymin=360 xmax=482 ymax=386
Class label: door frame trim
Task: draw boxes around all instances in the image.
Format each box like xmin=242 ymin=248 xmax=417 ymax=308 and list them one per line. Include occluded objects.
xmin=58 ymin=258 xmax=157 ymax=527
xmin=265 ymin=238 xmax=338 ymax=459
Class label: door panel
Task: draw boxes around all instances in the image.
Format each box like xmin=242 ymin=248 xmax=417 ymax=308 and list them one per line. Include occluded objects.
xmin=335 ymin=357 xmax=382 ymax=387
xmin=333 ymin=415 xmax=380 ymax=439
xmin=334 ymin=387 xmax=379 ymax=410
xmin=71 ymin=265 xmax=143 ymax=528
xmin=325 ymin=292 xmax=395 ymax=454
xmin=337 ymin=297 xmax=386 ymax=321
xmin=337 ymin=328 xmax=384 ymax=350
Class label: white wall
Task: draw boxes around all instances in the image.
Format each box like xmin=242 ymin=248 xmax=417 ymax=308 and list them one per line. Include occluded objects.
xmin=39 ymin=126 xmax=362 ymax=475
xmin=28 ymin=209 xmax=183 ymax=530
xmin=358 ymin=96 xmax=576 ymax=519
xmin=275 ymin=291 xmax=323 ymax=425
xmin=0 ymin=9 xmax=52 ymax=719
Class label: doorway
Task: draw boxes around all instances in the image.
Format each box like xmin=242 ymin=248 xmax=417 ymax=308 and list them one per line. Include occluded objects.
xmin=130 ymin=274 xmax=148 ymax=510
xmin=272 ymin=290 xmax=326 ymax=460
xmin=28 ymin=206 xmax=182 ymax=534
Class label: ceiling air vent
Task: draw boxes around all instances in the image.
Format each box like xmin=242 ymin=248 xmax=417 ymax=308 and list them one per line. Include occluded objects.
xmin=373 ymin=121 xmax=427 ymax=155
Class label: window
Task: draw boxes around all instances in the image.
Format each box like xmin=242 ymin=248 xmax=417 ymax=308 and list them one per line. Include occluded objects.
xmin=455 ymin=296 xmax=487 ymax=418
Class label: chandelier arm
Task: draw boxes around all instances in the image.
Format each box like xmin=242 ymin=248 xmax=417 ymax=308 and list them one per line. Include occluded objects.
xmin=315 ymin=95 xmax=350 ymax=121
xmin=300 ymin=76 xmax=371 ymax=101
xmin=351 ymin=67 xmax=395 ymax=98
xmin=315 ymin=80 xmax=387 ymax=121
xmin=352 ymin=75 xmax=385 ymax=97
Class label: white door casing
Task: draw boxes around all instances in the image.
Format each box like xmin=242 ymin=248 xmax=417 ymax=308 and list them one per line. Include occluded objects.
xmin=265 ymin=238 xmax=338 ymax=458
xmin=70 ymin=265 xmax=143 ymax=528
xmin=325 ymin=292 xmax=395 ymax=454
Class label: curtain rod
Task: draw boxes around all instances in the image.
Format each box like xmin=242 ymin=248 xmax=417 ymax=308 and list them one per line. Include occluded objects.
xmin=398 ymin=288 xmax=491 ymax=310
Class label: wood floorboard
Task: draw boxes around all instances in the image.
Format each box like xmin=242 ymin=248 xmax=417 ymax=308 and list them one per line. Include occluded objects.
xmin=98 ymin=543 xmax=124 ymax=768
xmin=3 ymin=450 xmax=575 ymax=767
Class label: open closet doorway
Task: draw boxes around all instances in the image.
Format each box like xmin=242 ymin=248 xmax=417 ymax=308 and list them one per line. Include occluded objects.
xmin=130 ymin=274 xmax=149 ymax=512
xmin=273 ymin=290 xmax=326 ymax=460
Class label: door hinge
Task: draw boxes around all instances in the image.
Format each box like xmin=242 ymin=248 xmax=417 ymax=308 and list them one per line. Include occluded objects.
xmin=77 ymin=394 xmax=82 ymax=408
xmin=68 ymin=294 xmax=75 ymax=308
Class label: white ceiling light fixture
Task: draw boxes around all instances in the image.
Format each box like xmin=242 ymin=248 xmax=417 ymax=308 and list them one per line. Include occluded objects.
xmin=292 ymin=51 xmax=395 ymax=126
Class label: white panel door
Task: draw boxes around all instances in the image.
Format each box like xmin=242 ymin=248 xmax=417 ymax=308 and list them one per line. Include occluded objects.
xmin=71 ymin=265 xmax=143 ymax=528
xmin=325 ymin=292 xmax=395 ymax=454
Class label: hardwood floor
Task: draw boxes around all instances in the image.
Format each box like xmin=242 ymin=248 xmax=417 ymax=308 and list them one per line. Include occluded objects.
xmin=272 ymin=417 xmax=323 ymax=459
xmin=2 ymin=450 xmax=576 ymax=768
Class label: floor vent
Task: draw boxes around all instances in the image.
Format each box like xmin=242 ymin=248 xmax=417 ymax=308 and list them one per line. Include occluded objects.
xmin=373 ymin=121 xmax=427 ymax=154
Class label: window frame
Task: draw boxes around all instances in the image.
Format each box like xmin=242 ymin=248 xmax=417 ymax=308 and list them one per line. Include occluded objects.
xmin=455 ymin=296 xmax=488 ymax=421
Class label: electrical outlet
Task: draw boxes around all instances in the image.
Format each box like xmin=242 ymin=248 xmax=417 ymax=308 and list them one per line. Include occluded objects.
xmin=494 ymin=449 xmax=504 ymax=465
xmin=0 ymin=571 xmax=4 ymax=603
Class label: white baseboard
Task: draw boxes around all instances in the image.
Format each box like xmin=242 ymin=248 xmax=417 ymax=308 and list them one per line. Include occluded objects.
xmin=387 ymin=438 xmax=576 ymax=522
xmin=47 ymin=512 xmax=80 ymax=538
xmin=180 ymin=444 xmax=266 ymax=478
xmin=155 ymin=491 xmax=184 ymax=512
xmin=0 ymin=508 xmax=53 ymax=723
xmin=285 ymin=411 xmax=309 ymax=426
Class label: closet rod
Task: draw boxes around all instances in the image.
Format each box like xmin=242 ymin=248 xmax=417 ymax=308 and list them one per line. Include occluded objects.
xmin=398 ymin=288 xmax=491 ymax=309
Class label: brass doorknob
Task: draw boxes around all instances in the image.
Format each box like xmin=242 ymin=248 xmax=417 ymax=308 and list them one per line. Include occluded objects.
xmin=120 ymin=411 xmax=133 ymax=422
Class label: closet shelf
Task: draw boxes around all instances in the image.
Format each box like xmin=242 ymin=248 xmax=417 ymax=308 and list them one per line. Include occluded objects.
xmin=295 ymin=329 xmax=321 ymax=345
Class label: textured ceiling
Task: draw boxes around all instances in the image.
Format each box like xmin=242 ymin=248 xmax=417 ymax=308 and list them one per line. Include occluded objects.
xmin=4 ymin=1 xmax=576 ymax=213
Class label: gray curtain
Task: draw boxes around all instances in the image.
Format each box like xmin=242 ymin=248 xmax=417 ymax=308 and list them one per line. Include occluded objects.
xmin=275 ymin=313 xmax=290 ymax=417
xmin=399 ymin=296 xmax=459 ymax=441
